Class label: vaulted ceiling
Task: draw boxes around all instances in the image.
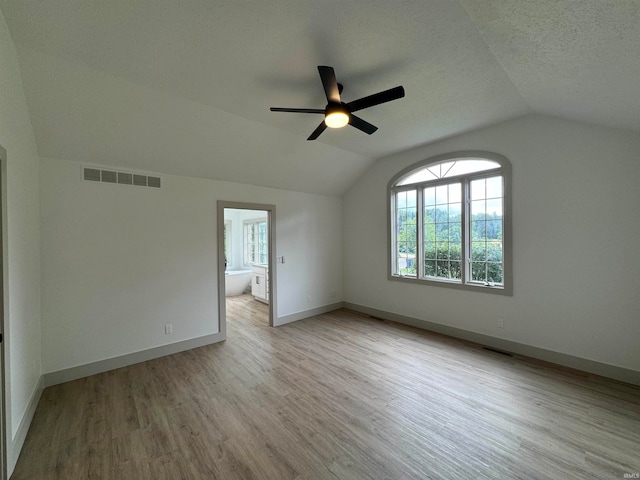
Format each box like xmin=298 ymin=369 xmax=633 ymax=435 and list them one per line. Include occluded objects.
xmin=2 ymin=1 xmax=639 ymax=195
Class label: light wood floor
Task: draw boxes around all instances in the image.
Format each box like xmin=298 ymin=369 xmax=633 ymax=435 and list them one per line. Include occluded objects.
xmin=12 ymin=294 xmax=640 ymax=479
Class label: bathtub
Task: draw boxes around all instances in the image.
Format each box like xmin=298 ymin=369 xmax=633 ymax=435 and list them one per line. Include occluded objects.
xmin=225 ymin=269 xmax=252 ymax=296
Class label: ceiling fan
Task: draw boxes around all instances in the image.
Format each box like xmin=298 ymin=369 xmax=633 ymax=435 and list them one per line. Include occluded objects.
xmin=270 ymin=66 xmax=405 ymax=141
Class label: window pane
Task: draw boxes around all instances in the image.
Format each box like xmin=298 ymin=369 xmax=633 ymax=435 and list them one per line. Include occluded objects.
xmin=449 ymin=261 xmax=462 ymax=279
xmin=471 ymin=262 xmax=486 ymax=281
xmin=487 ymin=241 xmax=503 ymax=262
xmin=420 ymin=181 xmax=462 ymax=282
xmin=427 ymin=165 xmax=441 ymax=178
xmin=396 ymin=190 xmax=406 ymax=208
xmin=440 ymin=162 xmax=455 ymax=177
xmin=449 ymin=216 xmax=462 ymax=245
xmin=448 ymin=183 xmax=461 ymax=202
xmin=397 ymin=253 xmax=416 ymax=276
xmin=472 ymin=242 xmax=486 ymax=261
xmin=424 ymin=208 xmax=436 ymax=227
xmin=487 ymin=263 xmax=503 ymax=284
xmin=486 ymin=198 xmax=502 ymax=218
xmin=436 ymin=224 xmax=449 ymax=242
xmin=434 ymin=206 xmax=447 ymax=223
xmin=486 ymin=176 xmax=503 ymax=198
xmin=398 ymin=208 xmax=406 ymax=225
xmin=444 ymin=159 xmax=500 ymax=178
xmin=435 ymin=185 xmax=448 ymax=204
xmin=406 ymin=191 xmax=417 ymax=208
xmin=397 ymin=168 xmax=437 ymax=186
xmin=424 ymin=259 xmax=436 ymax=276
xmin=485 ymin=220 xmax=502 ymax=240
xmin=472 ymin=219 xmax=486 ymax=240
xmin=471 ymin=200 xmax=486 ymax=219
xmin=395 ymin=190 xmax=417 ymax=275
xmin=398 ymin=159 xmax=499 ymax=185
xmin=471 ymin=178 xmax=486 ymax=200
xmin=424 ymin=225 xmax=436 ymax=243
xmin=424 ymin=187 xmax=436 ymax=206
xmin=436 ymin=243 xmax=449 ymax=260
xmin=424 ymin=242 xmax=436 ymax=260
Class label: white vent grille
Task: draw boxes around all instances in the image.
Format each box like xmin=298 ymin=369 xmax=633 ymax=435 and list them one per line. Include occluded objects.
xmin=118 ymin=172 xmax=132 ymax=185
xmin=133 ymin=174 xmax=147 ymax=186
xmin=83 ymin=168 xmax=101 ymax=182
xmin=83 ymin=167 xmax=161 ymax=189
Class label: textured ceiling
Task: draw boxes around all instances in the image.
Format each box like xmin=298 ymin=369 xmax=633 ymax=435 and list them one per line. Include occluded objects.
xmin=1 ymin=0 xmax=638 ymax=195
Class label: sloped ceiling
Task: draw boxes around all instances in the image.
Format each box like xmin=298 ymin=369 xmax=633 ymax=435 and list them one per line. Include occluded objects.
xmin=1 ymin=0 xmax=638 ymax=195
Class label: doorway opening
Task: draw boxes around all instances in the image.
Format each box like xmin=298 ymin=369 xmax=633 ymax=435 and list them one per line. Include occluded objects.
xmin=217 ymin=201 xmax=276 ymax=337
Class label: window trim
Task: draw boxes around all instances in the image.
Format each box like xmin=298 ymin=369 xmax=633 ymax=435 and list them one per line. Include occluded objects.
xmin=387 ymin=151 xmax=513 ymax=296
xmin=224 ymin=220 xmax=232 ymax=268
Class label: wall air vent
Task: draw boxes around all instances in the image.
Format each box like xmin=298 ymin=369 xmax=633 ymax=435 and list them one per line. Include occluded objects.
xmin=133 ymin=174 xmax=147 ymax=186
xmin=83 ymin=167 xmax=162 ymax=189
xmin=117 ymin=172 xmax=133 ymax=185
xmin=101 ymin=170 xmax=117 ymax=183
xmin=83 ymin=168 xmax=101 ymax=182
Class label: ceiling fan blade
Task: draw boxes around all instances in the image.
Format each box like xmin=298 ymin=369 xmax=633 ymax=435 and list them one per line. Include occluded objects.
xmin=270 ymin=107 xmax=325 ymax=114
xmin=318 ymin=66 xmax=341 ymax=104
xmin=349 ymin=114 xmax=378 ymax=135
xmin=307 ymin=121 xmax=328 ymax=141
xmin=346 ymin=86 xmax=405 ymax=113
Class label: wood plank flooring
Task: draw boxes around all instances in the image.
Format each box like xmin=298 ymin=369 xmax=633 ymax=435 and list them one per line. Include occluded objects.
xmin=11 ymin=294 xmax=640 ymax=479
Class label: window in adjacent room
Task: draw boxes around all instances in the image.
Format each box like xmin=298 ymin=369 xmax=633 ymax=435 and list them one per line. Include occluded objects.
xmin=389 ymin=152 xmax=512 ymax=295
xmin=243 ymin=219 xmax=268 ymax=265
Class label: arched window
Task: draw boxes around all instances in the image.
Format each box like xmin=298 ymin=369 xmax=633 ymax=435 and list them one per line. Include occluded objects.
xmin=388 ymin=151 xmax=512 ymax=295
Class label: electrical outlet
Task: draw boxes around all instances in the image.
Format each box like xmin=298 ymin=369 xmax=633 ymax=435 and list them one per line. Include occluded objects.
xmin=497 ymin=318 xmax=504 ymax=329
xmin=165 ymin=324 xmax=173 ymax=335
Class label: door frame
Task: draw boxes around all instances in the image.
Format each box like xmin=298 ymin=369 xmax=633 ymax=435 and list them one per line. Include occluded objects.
xmin=216 ymin=201 xmax=277 ymax=334
xmin=0 ymin=144 xmax=8 ymax=480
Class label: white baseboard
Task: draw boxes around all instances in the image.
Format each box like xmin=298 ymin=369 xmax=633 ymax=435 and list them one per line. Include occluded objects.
xmin=275 ymin=302 xmax=344 ymax=326
xmin=344 ymin=302 xmax=640 ymax=386
xmin=7 ymin=375 xmax=44 ymax=476
xmin=43 ymin=332 xmax=225 ymax=388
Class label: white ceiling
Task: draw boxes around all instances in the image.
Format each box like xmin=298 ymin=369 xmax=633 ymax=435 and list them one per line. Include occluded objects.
xmin=1 ymin=0 xmax=638 ymax=195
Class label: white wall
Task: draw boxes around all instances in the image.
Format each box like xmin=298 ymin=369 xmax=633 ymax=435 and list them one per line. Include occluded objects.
xmin=0 ymin=9 xmax=42 ymax=474
xmin=40 ymin=158 xmax=343 ymax=373
xmin=344 ymin=114 xmax=640 ymax=373
xmin=224 ymin=209 xmax=267 ymax=270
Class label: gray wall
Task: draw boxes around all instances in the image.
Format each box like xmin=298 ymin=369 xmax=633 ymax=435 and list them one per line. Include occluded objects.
xmin=344 ymin=114 xmax=640 ymax=372
xmin=0 ymin=10 xmax=43 ymax=474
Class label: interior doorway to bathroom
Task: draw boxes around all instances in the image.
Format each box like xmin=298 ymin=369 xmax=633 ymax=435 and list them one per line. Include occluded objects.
xmin=217 ymin=201 xmax=276 ymax=336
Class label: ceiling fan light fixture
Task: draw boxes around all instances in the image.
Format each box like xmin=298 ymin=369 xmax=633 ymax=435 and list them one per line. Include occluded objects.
xmin=324 ymin=109 xmax=349 ymax=129
xmin=270 ymin=66 xmax=404 ymax=140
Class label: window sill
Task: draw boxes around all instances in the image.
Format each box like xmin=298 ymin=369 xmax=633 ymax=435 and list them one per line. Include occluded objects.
xmin=389 ymin=274 xmax=512 ymax=296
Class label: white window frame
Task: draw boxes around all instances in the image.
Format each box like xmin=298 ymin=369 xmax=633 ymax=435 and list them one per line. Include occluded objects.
xmin=224 ymin=220 xmax=232 ymax=268
xmin=243 ymin=218 xmax=268 ymax=266
xmin=388 ymin=151 xmax=512 ymax=295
